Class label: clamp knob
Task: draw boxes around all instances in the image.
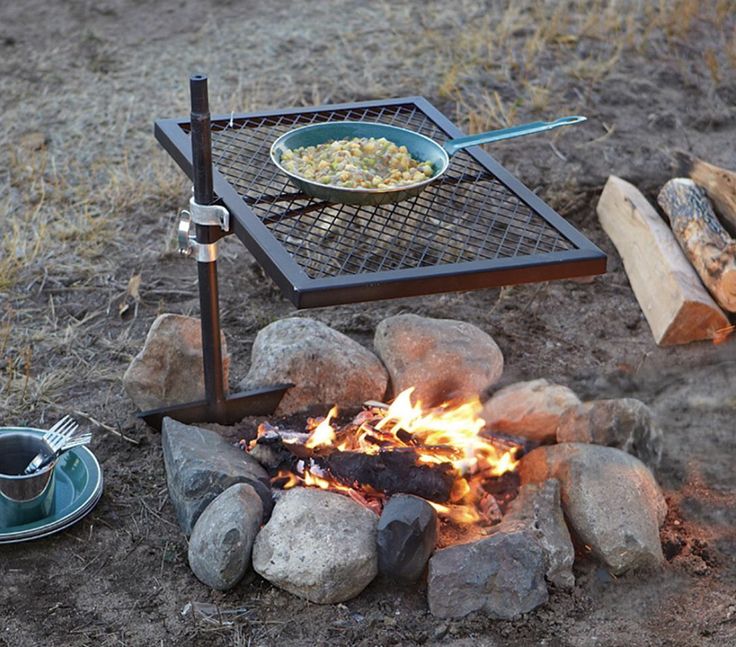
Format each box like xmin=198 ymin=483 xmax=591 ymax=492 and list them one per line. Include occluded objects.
xmin=177 ymin=209 xmax=196 ymax=256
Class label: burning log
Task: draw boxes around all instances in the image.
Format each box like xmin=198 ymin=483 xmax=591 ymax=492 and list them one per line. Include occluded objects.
xmin=597 ymin=176 xmax=729 ymax=345
xmin=246 ymin=390 xmax=523 ymax=515
xmin=658 ymin=178 xmax=736 ymax=312
xmin=249 ymin=426 xmax=457 ymax=502
xmin=315 ymin=450 xmax=456 ymax=503
xmin=675 ymin=152 xmax=736 ymax=236
xmin=479 ymin=429 xmax=536 ymax=458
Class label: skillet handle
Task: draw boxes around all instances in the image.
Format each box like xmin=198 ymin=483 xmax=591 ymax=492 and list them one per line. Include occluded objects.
xmin=442 ymin=115 xmax=586 ymax=157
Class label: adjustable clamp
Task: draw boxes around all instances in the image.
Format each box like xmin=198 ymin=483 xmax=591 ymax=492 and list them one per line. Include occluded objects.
xmin=177 ymin=197 xmax=230 ymax=262
xmin=189 ymin=197 xmax=229 ymax=231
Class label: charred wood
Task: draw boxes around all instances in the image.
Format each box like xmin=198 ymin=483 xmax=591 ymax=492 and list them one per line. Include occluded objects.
xmin=250 ymin=429 xmax=457 ymax=502
xmin=316 ymin=450 xmax=456 ymax=502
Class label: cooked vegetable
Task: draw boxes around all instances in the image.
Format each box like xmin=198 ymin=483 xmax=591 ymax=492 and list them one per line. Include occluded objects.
xmin=280 ymin=137 xmax=434 ymax=189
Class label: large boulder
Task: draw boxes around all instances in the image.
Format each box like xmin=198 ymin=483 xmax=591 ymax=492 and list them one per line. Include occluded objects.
xmin=238 ymin=318 xmax=387 ymax=415
xmin=188 ymin=483 xmax=263 ymax=591
xmin=501 ymin=479 xmax=575 ymax=589
xmin=123 ymin=313 xmax=229 ymax=411
xmin=482 ymin=379 xmax=581 ymax=444
xmin=519 ymin=443 xmax=666 ymax=574
xmin=377 ymin=494 xmax=438 ymax=582
xmin=556 ymin=398 xmax=664 ymax=468
xmin=162 ymin=418 xmax=272 ymax=536
xmin=252 ymin=488 xmax=378 ymax=604
xmin=374 ymin=314 xmax=503 ymax=405
xmin=427 ymin=521 xmax=548 ymax=619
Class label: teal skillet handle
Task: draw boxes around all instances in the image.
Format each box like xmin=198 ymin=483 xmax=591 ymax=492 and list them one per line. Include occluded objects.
xmin=442 ymin=115 xmax=587 ymax=157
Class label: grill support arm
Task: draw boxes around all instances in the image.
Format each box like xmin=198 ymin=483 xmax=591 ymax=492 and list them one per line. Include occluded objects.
xmin=139 ymin=75 xmax=290 ymax=430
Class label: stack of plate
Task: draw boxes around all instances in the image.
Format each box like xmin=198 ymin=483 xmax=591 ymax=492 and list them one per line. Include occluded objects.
xmin=0 ymin=427 xmax=103 ymax=544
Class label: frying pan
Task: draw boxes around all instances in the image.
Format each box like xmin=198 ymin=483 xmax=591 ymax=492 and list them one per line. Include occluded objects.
xmin=270 ymin=115 xmax=586 ymax=206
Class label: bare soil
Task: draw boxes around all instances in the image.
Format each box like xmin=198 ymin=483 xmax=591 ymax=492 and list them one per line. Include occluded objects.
xmin=1 ymin=1 xmax=735 ymax=646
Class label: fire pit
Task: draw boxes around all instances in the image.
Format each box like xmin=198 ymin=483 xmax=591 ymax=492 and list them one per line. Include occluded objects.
xmin=143 ymin=75 xmax=605 ymax=429
xmin=160 ymin=354 xmax=667 ymax=618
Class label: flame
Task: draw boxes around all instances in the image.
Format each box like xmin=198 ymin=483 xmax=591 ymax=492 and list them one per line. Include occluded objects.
xmin=305 ymin=406 xmax=338 ymax=448
xmin=258 ymin=387 xmax=520 ymax=526
xmin=430 ymin=501 xmax=484 ymax=525
xmin=373 ymin=387 xmax=515 ymax=479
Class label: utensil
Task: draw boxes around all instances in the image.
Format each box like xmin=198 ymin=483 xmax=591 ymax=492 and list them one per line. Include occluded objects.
xmin=61 ymin=434 xmax=93 ymax=449
xmin=23 ymin=416 xmax=78 ymax=475
xmin=270 ymin=115 xmax=586 ymax=206
xmin=30 ymin=434 xmax=93 ymax=473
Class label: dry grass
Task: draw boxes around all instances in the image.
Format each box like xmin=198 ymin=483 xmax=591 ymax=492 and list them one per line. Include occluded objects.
xmin=0 ymin=0 xmax=734 ymax=426
xmin=0 ymin=133 xmax=184 ymax=419
xmin=422 ymin=1 xmax=735 ymax=135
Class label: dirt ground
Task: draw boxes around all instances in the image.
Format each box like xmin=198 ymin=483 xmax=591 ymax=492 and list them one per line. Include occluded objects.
xmin=1 ymin=1 xmax=735 ymax=645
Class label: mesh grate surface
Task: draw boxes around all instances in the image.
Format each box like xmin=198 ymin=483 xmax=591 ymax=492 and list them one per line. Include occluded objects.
xmin=206 ymin=103 xmax=574 ymax=280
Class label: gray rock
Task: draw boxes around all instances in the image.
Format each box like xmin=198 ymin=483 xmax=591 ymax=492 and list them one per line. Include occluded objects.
xmin=374 ymin=314 xmax=503 ymax=404
xmin=556 ymin=398 xmax=664 ymax=468
xmin=188 ymin=483 xmax=263 ymax=591
xmin=252 ymin=488 xmax=378 ymax=604
xmin=482 ymin=379 xmax=581 ymax=444
xmin=502 ymin=480 xmax=575 ymax=589
xmin=427 ymin=521 xmax=548 ymax=619
xmin=162 ymin=417 xmax=272 ymax=536
xmin=123 ymin=313 xmax=229 ymax=411
xmin=377 ymin=494 xmax=438 ymax=582
xmin=238 ymin=318 xmax=388 ymax=415
xmin=519 ymin=443 xmax=666 ymax=574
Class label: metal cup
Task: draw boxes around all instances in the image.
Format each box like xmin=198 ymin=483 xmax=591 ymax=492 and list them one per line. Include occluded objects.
xmin=0 ymin=431 xmax=56 ymax=528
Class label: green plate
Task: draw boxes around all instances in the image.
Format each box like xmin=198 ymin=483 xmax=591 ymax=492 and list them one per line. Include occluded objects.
xmin=0 ymin=427 xmax=103 ymax=543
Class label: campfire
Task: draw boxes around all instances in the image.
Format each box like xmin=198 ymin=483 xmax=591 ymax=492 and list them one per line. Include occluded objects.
xmin=243 ymin=387 xmax=526 ymax=531
xmin=156 ymin=313 xmax=668 ymax=615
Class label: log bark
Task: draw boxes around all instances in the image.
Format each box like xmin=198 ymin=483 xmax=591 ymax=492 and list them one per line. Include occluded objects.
xmin=597 ymin=176 xmax=729 ymax=344
xmin=658 ymin=178 xmax=736 ymax=313
xmin=675 ymin=152 xmax=736 ymax=236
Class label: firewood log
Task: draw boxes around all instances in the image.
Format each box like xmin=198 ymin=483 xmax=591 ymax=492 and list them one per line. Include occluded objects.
xmin=597 ymin=176 xmax=729 ymax=344
xmin=250 ymin=428 xmax=456 ymax=502
xmin=675 ymin=152 xmax=736 ymax=236
xmin=657 ymin=178 xmax=736 ymax=313
xmin=317 ymin=450 xmax=456 ymax=502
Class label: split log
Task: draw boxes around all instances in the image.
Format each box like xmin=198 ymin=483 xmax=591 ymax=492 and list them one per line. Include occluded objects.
xmin=597 ymin=176 xmax=729 ymax=345
xmin=658 ymin=178 xmax=736 ymax=313
xmin=675 ymin=152 xmax=736 ymax=236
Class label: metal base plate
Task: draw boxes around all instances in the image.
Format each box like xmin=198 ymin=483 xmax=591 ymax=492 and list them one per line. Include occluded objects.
xmin=139 ymin=383 xmax=292 ymax=430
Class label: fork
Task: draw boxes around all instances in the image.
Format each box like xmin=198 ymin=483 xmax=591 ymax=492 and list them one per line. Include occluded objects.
xmin=59 ymin=434 xmax=92 ymax=451
xmin=28 ymin=433 xmax=93 ymax=473
xmin=23 ymin=416 xmax=79 ymax=475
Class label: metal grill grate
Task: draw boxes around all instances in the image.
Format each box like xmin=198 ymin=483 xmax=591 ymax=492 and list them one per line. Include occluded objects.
xmin=210 ymin=105 xmax=572 ymax=279
xmin=156 ymin=97 xmax=605 ymax=307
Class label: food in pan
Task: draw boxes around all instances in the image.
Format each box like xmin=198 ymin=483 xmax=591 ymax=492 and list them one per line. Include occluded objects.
xmin=280 ymin=137 xmax=434 ymax=189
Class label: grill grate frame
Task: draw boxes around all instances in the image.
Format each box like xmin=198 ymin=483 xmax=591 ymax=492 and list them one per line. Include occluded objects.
xmin=155 ymin=97 xmax=605 ymax=307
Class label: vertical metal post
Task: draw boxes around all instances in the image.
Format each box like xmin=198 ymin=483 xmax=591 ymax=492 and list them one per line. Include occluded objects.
xmin=189 ymin=74 xmax=226 ymax=418
xmin=139 ymin=75 xmax=292 ymax=429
